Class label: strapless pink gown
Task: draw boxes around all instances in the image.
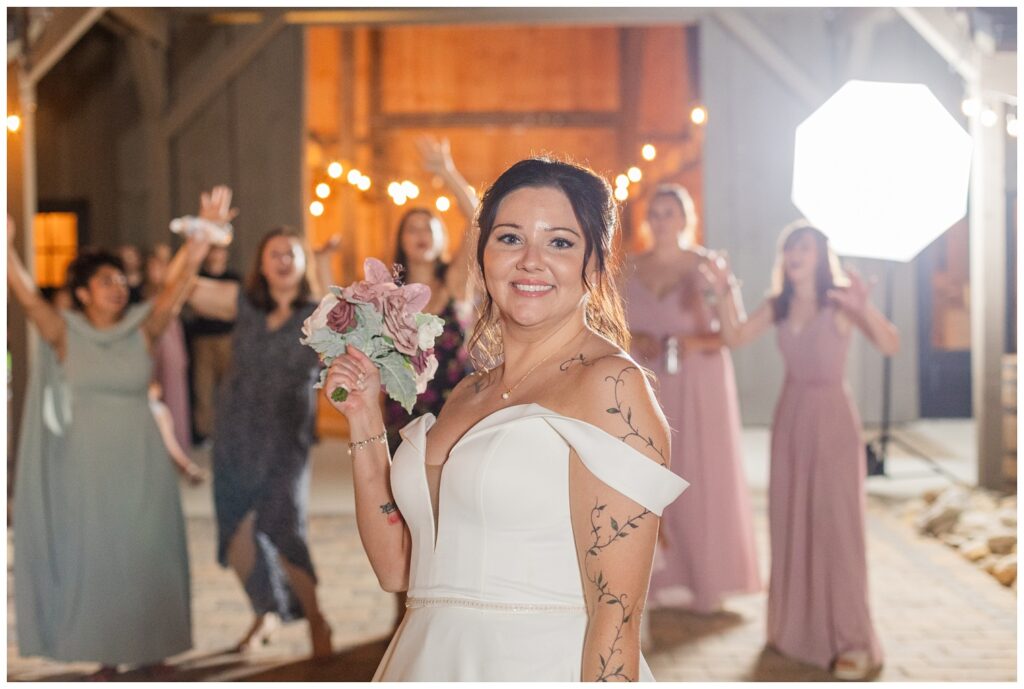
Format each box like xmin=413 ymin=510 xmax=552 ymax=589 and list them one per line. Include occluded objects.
xmin=623 ymin=268 xmax=761 ymax=613
xmin=768 ymin=307 xmax=883 ymax=669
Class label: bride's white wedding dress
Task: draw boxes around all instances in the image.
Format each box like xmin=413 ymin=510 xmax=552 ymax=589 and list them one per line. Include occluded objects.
xmin=374 ymin=403 xmax=688 ymax=681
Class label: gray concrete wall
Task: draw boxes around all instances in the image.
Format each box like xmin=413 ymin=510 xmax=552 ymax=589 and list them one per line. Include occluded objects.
xmin=699 ymin=8 xmax=965 ymax=425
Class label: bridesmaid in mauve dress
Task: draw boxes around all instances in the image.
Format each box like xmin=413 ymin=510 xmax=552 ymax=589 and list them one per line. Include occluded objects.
xmin=705 ymin=220 xmax=899 ymax=680
xmin=623 ymin=184 xmax=760 ymax=614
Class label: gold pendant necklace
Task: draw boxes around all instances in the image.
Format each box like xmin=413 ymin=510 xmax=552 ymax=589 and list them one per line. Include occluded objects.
xmin=499 ymin=323 xmax=586 ymax=401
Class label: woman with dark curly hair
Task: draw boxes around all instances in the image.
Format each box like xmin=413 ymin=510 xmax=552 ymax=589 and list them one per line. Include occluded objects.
xmin=9 ymin=194 xmax=216 ymax=679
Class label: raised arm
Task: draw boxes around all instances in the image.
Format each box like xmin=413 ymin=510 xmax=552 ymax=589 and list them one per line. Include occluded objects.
xmin=701 ymin=251 xmax=773 ymax=348
xmin=184 ymin=185 xmax=242 ymax=321
xmin=142 ymin=184 xmax=237 ymax=342
xmin=570 ymin=357 xmax=671 ymax=681
xmin=324 ymin=347 xmax=411 ymax=592
xmin=6 ymin=214 xmax=66 ymax=352
xmin=828 ymin=267 xmax=900 ymax=356
xmin=416 ymin=136 xmax=478 ymax=302
xmin=311 ymin=234 xmax=342 ymax=298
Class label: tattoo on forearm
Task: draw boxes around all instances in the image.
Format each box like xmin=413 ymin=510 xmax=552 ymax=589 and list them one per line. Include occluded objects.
xmin=380 ymin=501 xmax=402 ymax=525
xmin=586 ymin=499 xmax=651 ymax=682
xmin=604 ymin=366 xmax=667 ymax=466
xmin=559 ymin=352 xmax=595 ymax=371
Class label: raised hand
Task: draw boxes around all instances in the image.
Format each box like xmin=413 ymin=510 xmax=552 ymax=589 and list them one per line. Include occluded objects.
xmin=198 ymin=185 xmax=239 ymax=226
xmin=315 ymin=234 xmax=343 ymax=255
xmin=324 ymin=346 xmax=383 ymax=421
xmin=415 ymin=136 xmax=454 ymax=177
xmin=828 ymin=266 xmax=870 ymax=316
xmin=699 ymin=250 xmax=733 ymax=295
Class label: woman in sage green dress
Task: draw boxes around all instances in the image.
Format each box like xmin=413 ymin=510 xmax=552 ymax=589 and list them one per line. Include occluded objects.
xmin=8 ymin=190 xmax=226 ymax=679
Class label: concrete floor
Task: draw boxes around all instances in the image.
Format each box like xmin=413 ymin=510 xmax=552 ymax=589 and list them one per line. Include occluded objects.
xmin=7 ymin=420 xmax=1017 ymax=681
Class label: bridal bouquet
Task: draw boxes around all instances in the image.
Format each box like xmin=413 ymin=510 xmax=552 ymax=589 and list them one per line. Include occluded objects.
xmin=300 ymin=258 xmax=445 ymax=413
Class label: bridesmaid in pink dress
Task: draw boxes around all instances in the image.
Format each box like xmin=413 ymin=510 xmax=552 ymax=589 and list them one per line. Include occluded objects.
xmin=704 ymin=221 xmax=899 ymax=680
xmin=146 ymin=244 xmax=193 ymax=452
xmin=623 ymin=185 xmax=760 ymax=614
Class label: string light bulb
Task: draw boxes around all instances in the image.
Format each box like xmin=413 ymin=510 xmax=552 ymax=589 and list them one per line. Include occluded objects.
xmin=614 ymin=186 xmax=629 ymax=202
xmin=327 ymin=161 xmax=343 ymax=179
xmin=627 ymin=166 xmax=642 ymax=183
xmin=388 ymin=181 xmax=401 ymax=197
xmin=309 ymin=200 xmax=325 ymax=217
xmin=315 ymin=183 xmax=331 ymax=199
xmin=641 ymin=144 xmax=656 ymax=161
xmin=401 ymin=181 xmax=420 ymax=199
xmin=6 ymin=115 xmax=20 ymax=132
xmin=347 ymin=169 xmax=362 ymax=184
xmin=961 ymin=98 xmax=981 ymax=118
xmin=393 ymin=193 xmax=408 ymax=206
xmin=615 ymin=174 xmax=629 ymax=189
xmin=357 ymin=176 xmax=371 ymax=191
xmin=980 ymin=108 xmax=998 ymax=127
xmin=435 ymin=196 xmax=451 ymax=212
xmin=690 ymin=106 xmax=707 ymax=125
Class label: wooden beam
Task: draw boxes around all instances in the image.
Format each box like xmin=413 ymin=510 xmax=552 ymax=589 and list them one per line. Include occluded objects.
xmin=25 ymin=7 xmax=106 ymax=85
xmin=203 ymin=7 xmax=709 ymax=27
xmin=161 ymin=12 xmax=287 ymax=137
xmin=895 ymin=7 xmax=979 ymax=82
xmin=374 ymin=111 xmax=620 ymax=130
xmin=109 ymin=7 xmax=168 ymax=48
xmin=713 ymin=9 xmax=827 ymax=108
xmin=126 ymin=35 xmax=173 ymax=246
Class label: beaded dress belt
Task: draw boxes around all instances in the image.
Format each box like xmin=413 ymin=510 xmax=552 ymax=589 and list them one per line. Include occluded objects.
xmin=406 ymin=596 xmax=586 ymax=614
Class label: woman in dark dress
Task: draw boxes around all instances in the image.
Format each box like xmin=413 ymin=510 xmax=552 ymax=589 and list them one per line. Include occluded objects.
xmin=382 ymin=136 xmax=477 ymax=625
xmin=383 ymin=136 xmax=477 ymax=448
xmin=187 ymin=201 xmax=336 ymax=658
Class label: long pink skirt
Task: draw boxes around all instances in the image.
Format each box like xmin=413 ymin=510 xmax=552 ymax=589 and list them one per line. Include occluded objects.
xmin=648 ymin=349 xmax=761 ymax=613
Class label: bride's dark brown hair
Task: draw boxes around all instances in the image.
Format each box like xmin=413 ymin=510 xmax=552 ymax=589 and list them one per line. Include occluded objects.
xmin=467 ymin=157 xmax=630 ymax=370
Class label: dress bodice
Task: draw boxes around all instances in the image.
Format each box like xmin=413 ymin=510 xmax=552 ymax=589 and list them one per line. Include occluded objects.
xmin=776 ymin=307 xmax=851 ymax=386
xmin=622 ymin=265 xmax=714 ymax=340
xmin=62 ymin=304 xmax=153 ymax=399
xmin=390 ymin=404 xmax=688 ymax=606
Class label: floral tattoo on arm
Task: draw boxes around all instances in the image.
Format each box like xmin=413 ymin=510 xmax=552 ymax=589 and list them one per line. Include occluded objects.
xmin=585 ymin=499 xmax=651 ymax=681
xmin=604 ymin=366 xmax=667 ymax=466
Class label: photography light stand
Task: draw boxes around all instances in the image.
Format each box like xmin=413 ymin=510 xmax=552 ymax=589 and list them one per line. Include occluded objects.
xmin=864 ymin=261 xmax=967 ymax=485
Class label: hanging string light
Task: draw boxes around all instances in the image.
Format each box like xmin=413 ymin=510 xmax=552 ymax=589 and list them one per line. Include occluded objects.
xmin=435 ymin=196 xmax=451 ymax=212
xmin=315 ymin=183 xmax=331 ymax=199
xmin=7 ymin=114 xmax=20 ymax=132
xmin=690 ymin=105 xmax=707 ymax=125
xmin=627 ymin=166 xmax=642 ymax=183
xmin=327 ymin=161 xmax=343 ymax=179
xmin=641 ymin=143 xmax=656 ymax=161
xmin=309 ymin=200 xmax=325 ymax=217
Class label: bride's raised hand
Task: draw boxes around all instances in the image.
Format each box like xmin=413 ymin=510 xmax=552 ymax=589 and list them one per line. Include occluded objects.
xmin=324 ymin=346 xmax=383 ymax=421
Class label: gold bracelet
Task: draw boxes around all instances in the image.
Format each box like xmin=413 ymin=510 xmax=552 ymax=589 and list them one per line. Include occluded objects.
xmin=349 ymin=430 xmax=387 ymax=455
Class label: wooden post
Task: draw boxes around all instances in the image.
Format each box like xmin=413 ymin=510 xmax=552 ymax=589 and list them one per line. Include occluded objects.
xmin=126 ymin=35 xmax=172 ymax=247
xmin=968 ymin=73 xmax=1009 ymax=489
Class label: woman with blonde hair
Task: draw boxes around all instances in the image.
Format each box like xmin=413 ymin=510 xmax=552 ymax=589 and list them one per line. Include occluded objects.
xmin=623 ymin=183 xmax=760 ymax=614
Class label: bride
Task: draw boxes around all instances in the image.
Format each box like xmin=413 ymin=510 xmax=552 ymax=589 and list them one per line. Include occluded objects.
xmin=325 ymin=157 xmax=688 ymax=681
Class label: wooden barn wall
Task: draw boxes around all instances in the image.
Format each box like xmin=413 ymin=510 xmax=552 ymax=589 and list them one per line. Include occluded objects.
xmin=35 ymin=27 xmax=140 ymax=249
xmin=170 ymin=25 xmax=305 ymax=275
xmin=306 ymin=23 xmax=703 ymax=283
xmin=305 ymin=23 xmax=702 ymax=436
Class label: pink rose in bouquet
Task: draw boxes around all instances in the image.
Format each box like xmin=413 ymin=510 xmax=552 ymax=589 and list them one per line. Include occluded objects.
xmin=300 ymin=257 xmax=446 ymax=412
xmin=326 ymin=299 xmax=357 ymax=334
xmin=382 ymin=283 xmax=430 ymax=355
